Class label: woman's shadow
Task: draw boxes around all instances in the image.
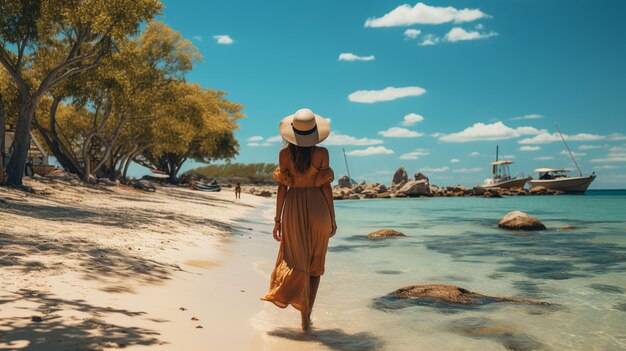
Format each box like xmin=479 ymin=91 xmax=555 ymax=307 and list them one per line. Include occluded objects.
xmin=267 ymin=327 xmax=384 ymax=351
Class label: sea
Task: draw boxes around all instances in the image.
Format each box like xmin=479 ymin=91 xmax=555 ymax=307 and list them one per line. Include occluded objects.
xmin=251 ymin=190 xmax=626 ymax=351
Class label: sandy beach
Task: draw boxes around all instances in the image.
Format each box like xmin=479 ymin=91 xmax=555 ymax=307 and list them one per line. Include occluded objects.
xmin=0 ymin=175 xmax=274 ymax=350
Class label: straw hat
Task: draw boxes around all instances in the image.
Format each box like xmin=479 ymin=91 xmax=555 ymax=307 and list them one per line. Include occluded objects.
xmin=279 ymin=108 xmax=330 ymax=147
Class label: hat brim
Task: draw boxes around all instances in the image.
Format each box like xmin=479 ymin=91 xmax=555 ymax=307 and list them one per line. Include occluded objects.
xmin=279 ymin=114 xmax=330 ymax=147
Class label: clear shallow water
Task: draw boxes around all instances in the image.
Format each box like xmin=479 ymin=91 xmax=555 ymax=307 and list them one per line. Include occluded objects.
xmin=254 ymin=192 xmax=626 ymax=351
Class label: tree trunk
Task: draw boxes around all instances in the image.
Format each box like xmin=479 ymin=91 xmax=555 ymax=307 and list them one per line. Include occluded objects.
xmin=0 ymin=94 xmax=5 ymax=185
xmin=6 ymin=100 xmax=36 ymax=187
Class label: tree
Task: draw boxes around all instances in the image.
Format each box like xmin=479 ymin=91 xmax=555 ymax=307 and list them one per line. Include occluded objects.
xmin=0 ymin=92 xmax=5 ymax=185
xmin=136 ymin=83 xmax=244 ymax=183
xmin=32 ymin=21 xmax=197 ymax=182
xmin=0 ymin=0 xmax=162 ymax=187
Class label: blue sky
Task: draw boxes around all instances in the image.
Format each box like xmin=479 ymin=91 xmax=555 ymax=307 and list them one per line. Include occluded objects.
xmin=152 ymin=0 xmax=626 ymax=188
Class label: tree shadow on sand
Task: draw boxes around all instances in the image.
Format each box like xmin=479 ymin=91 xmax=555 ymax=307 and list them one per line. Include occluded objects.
xmin=0 ymin=231 xmax=173 ymax=287
xmin=267 ymin=327 xmax=384 ymax=351
xmin=0 ymin=289 xmax=164 ymax=350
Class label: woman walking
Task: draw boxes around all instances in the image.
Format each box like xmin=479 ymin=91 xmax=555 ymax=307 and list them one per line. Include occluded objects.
xmin=261 ymin=108 xmax=337 ymax=331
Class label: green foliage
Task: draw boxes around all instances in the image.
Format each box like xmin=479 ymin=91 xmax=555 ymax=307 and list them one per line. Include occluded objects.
xmin=187 ymin=163 xmax=279 ymax=184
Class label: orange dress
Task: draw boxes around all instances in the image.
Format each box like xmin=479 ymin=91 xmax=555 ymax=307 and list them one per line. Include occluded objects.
xmin=261 ymin=156 xmax=334 ymax=312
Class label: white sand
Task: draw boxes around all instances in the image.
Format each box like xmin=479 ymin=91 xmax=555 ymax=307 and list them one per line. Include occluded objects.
xmin=0 ymin=175 xmax=274 ymax=350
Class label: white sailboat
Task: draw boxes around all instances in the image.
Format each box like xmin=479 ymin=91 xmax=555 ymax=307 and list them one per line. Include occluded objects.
xmin=527 ymin=125 xmax=596 ymax=194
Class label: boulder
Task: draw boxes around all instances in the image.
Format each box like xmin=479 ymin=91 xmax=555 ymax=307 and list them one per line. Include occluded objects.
xmin=367 ymin=182 xmax=388 ymax=194
xmin=484 ymin=192 xmax=503 ymax=198
xmin=397 ymin=179 xmax=430 ymax=197
xmin=367 ymin=229 xmax=406 ymax=239
xmin=337 ymin=175 xmax=352 ymax=188
xmin=391 ymin=167 xmax=409 ymax=187
xmin=347 ymin=194 xmax=360 ymax=200
xmin=384 ymin=284 xmax=549 ymax=306
xmin=498 ymin=211 xmax=546 ymax=231
xmin=395 ymin=193 xmax=408 ymax=198
xmin=560 ymin=225 xmax=577 ymax=230
xmin=376 ymin=192 xmax=392 ymax=199
xmin=256 ymin=190 xmax=272 ymax=197
xmin=414 ymin=172 xmax=429 ymax=183
xmin=529 ymin=186 xmax=547 ymax=195
xmin=473 ymin=186 xmax=486 ymax=196
xmin=352 ymin=184 xmax=364 ymax=194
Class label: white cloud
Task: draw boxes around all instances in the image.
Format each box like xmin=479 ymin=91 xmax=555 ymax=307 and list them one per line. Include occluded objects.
xmin=453 ymin=167 xmax=482 ymax=173
xmin=591 ymin=157 xmax=626 ymax=163
xmin=192 ymin=35 xmax=203 ymax=42
xmin=378 ymin=127 xmax=424 ymax=138
xmin=247 ymin=142 xmax=272 ymax=147
xmin=450 ymin=158 xmax=460 ymax=163
xmin=445 ymin=27 xmax=497 ymax=42
xmin=338 ymin=53 xmax=375 ymax=62
xmin=519 ymin=146 xmax=541 ymax=151
xmin=213 ymin=35 xmax=234 ymax=45
xmin=404 ymin=29 xmax=422 ymax=39
xmin=596 ymin=165 xmax=621 ymax=169
xmin=439 ymin=122 xmax=544 ymax=143
xmin=419 ymin=34 xmax=440 ymax=46
xmin=247 ymin=136 xmax=263 ymax=142
xmin=324 ymin=132 xmax=383 ymax=146
xmin=399 ymin=148 xmax=429 ymax=160
xmin=608 ymin=133 xmax=626 ymax=141
xmin=348 ymin=86 xmax=426 ymax=104
xmin=346 ymin=146 xmax=394 ymax=156
xmin=475 ymin=23 xmax=484 ymax=30
xmin=470 ymin=151 xmax=480 ymax=157
xmin=519 ymin=132 xmax=605 ymax=144
xmin=560 ymin=150 xmax=586 ymax=157
xmin=579 ymin=144 xmax=608 ymax=150
xmin=421 ymin=166 xmax=450 ymax=173
xmin=401 ymin=113 xmax=424 ymax=126
xmin=266 ymin=135 xmax=283 ymax=143
xmin=501 ymin=154 xmax=516 ymax=159
xmin=511 ymin=114 xmax=543 ymax=121
xmin=535 ymin=156 xmax=554 ymax=160
xmin=365 ymin=3 xmax=489 ymax=27
xmin=431 ymin=132 xmax=444 ymax=137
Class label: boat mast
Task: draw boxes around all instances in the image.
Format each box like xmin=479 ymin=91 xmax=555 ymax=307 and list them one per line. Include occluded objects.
xmin=555 ymin=123 xmax=582 ymax=177
xmin=342 ymin=148 xmax=351 ymax=181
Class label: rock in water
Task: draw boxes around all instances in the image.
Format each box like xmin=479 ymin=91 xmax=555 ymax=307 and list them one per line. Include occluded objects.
xmin=397 ymin=180 xmax=431 ymax=197
xmin=391 ymin=167 xmax=408 ymax=187
xmin=378 ymin=284 xmax=549 ymax=306
xmin=367 ymin=229 xmax=406 ymax=239
xmin=472 ymin=186 xmax=486 ymax=196
xmin=337 ymin=175 xmax=352 ymax=188
xmin=498 ymin=211 xmax=546 ymax=231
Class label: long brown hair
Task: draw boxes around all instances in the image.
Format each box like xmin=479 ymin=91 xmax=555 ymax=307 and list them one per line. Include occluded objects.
xmin=288 ymin=143 xmax=313 ymax=174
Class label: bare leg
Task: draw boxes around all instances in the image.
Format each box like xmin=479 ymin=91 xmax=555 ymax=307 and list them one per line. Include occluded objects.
xmin=301 ymin=276 xmax=321 ymax=331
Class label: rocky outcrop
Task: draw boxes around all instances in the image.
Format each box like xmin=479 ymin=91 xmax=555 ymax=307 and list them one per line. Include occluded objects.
xmin=387 ymin=284 xmax=549 ymax=306
xmin=391 ymin=167 xmax=408 ymax=188
xmin=414 ymin=172 xmax=429 ymax=183
xmin=337 ymin=175 xmax=352 ymax=188
xmin=367 ymin=229 xmax=406 ymax=239
xmin=498 ymin=211 xmax=546 ymax=231
xmin=397 ymin=180 xmax=431 ymax=197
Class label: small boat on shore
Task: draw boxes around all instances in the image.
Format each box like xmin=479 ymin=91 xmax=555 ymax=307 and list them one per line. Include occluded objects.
xmin=527 ymin=168 xmax=595 ymax=193
xmin=483 ymin=147 xmax=532 ymax=189
xmin=527 ymin=124 xmax=596 ymax=194
xmin=194 ymin=183 xmax=221 ymax=192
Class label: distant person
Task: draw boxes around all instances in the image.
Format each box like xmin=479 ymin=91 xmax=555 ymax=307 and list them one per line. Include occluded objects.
xmin=261 ymin=108 xmax=337 ymax=331
xmin=235 ymin=182 xmax=241 ymax=199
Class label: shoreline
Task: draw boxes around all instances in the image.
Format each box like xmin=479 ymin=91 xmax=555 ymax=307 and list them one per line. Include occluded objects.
xmin=0 ymin=176 xmax=274 ymax=350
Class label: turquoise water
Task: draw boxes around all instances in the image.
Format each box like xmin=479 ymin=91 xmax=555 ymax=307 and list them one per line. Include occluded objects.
xmin=255 ymin=192 xmax=626 ymax=350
